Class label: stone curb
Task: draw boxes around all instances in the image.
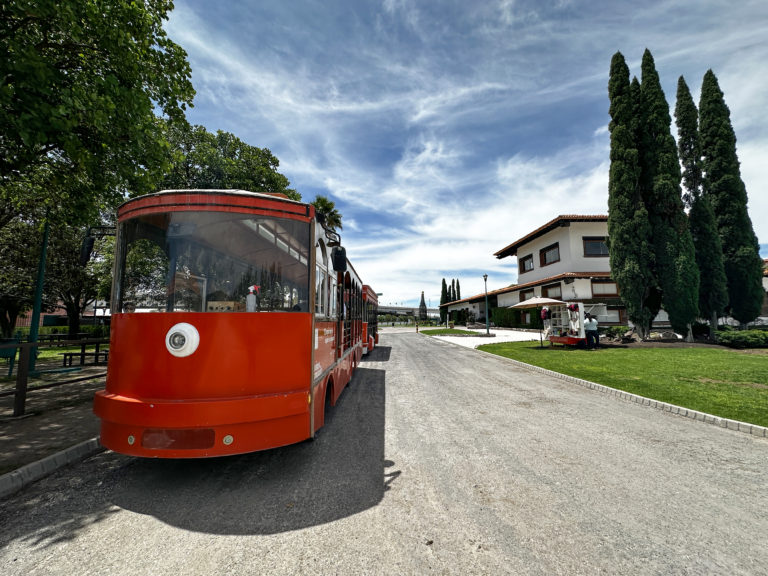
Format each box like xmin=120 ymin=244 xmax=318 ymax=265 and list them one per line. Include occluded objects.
xmin=469 ymin=345 xmax=768 ymax=439
xmin=0 ymin=437 xmax=104 ymax=500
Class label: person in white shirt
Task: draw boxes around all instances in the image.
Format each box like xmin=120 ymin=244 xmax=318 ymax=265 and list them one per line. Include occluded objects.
xmin=584 ymin=313 xmax=599 ymax=349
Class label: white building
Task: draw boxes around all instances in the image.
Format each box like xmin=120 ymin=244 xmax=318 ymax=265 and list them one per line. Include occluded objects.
xmin=492 ymin=215 xmax=625 ymax=325
xmin=444 ymin=214 xmax=669 ymax=326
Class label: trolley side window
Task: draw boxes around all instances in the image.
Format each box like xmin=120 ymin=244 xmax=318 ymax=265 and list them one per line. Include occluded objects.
xmin=315 ymin=240 xmax=328 ymax=316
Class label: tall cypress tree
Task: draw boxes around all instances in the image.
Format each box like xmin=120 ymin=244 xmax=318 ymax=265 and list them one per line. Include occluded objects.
xmin=450 ymin=279 xmax=456 ymax=302
xmin=607 ymin=52 xmax=656 ymax=338
xmin=418 ymin=291 xmax=427 ymax=321
xmin=675 ymin=76 xmax=728 ymax=337
xmin=456 ymin=279 xmax=461 ymax=301
xmin=440 ymin=278 xmax=448 ymax=323
xmin=699 ymin=70 xmax=764 ymax=325
xmin=638 ymin=50 xmax=699 ymax=337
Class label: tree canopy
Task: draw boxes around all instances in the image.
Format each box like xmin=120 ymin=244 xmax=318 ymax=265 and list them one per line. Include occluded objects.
xmin=1 ymin=0 xmax=195 ymax=226
xmin=608 ymin=50 xmax=700 ymax=337
xmin=638 ymin=50 xmax=699 ymax=336
xmin=157 ymin=121 xmax=299 ymax=200
xmin=610 ymin=51 xmax=760 ymax=333
xmin=607 ymin=52 xmax=656 ymax=337
xmin=440 ymin=278 xmax=448 ymax=323
xmin=675 ymin=76 xmax=728 ymax=335
xmin=0 ymin=219 xmax=41 ymax=337
xmin=699 ymin=70 xmax=764 ymax=324
xmin=0 ymin=1 xmax=307 ymax=338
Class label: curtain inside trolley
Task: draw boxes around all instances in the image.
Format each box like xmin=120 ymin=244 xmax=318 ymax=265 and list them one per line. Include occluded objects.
xmin=114 ymin=211 xmax=310 ymax=313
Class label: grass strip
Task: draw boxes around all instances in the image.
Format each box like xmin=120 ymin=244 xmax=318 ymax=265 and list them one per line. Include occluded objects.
xmin=420 ymin=328 xmax=480 ymax=336
xmin=477 ymin=341 xmax=768 ymax=427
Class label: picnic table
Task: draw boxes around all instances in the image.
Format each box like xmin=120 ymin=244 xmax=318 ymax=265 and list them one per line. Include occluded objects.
xmin=39 ymin=333 xmax=89 ymax=345
xmin=60 ymin=341 xmax=109 ymax=367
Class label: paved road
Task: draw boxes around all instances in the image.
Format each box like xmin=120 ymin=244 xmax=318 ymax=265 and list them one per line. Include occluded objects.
xmin=1 ymin=330 xmax=767 ymax=575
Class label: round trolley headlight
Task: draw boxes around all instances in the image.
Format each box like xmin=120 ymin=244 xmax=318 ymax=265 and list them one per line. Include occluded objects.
xmin=165 ymin=323 xmax=200 ymax=357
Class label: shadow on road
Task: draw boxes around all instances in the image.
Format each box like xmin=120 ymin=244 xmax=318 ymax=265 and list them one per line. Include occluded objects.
xmin=0 ymin=364 xmax=392 ymax=545
xmin=107 ymin=365 xmax=391 ymax=535
xmin=362 ymin=345 xmax=391 ymax=362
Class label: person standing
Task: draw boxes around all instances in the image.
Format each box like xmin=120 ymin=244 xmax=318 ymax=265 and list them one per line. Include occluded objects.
xmin=585 ymin=313 xmax=599 ymax=349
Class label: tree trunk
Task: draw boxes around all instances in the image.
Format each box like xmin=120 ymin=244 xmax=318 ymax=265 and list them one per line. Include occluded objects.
xmin=64 ymin=301 xmax=82 ymax=339
xmin=685 ymin=323 xmax=694 ymax=343
xmin=710 ymin=311 xmax=718 ymax=341
xmin=0 ymin=307 xmax=21 ymax=339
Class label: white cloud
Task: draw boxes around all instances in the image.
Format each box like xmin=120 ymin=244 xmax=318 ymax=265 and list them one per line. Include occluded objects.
xmin=165 ymin=0 xmax=768 ymax=305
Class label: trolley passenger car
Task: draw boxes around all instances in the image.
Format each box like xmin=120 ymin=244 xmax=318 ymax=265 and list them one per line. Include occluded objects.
xmin=94 ymin=189 xmax=376 ymax=457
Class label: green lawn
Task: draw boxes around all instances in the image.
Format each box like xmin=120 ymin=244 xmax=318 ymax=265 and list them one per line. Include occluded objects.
xmin=477 ymin=341 xmax=768 ymax=427
xmin=420 ymin=328 xmax=480 ymax=336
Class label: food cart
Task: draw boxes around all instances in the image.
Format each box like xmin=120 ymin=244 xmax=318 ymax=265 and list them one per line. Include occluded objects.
xmin=542 ymin=302 xmax=587 ymax=346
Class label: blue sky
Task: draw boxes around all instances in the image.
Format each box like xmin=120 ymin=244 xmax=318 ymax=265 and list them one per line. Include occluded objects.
xmin=165 ymin=0 xmax=768 ymax=308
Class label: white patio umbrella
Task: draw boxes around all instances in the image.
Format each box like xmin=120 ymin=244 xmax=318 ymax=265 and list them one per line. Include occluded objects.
xmin=508 ymin=296 xmax=567 ymax=309
xmin=509 ymin=297 xmax=568 ymax=346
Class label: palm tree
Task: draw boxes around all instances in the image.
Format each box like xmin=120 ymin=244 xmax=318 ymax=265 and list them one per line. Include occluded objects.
xmin=311 ymin=195 xmax=342 ymax=231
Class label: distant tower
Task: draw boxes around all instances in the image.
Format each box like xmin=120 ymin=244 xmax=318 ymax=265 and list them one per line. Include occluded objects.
xmin=419 ymin=291 xmax=427 ymax=321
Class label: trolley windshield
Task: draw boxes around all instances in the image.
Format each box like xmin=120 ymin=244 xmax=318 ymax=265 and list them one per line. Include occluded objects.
xmin=114 ymin=210 xmax=311 ymax=313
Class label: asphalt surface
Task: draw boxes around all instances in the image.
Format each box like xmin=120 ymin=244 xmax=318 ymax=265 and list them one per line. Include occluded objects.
xmin=1 ymin=327 xmax=767 ymax=575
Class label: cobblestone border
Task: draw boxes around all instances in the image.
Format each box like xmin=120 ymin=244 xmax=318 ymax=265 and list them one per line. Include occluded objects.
xmin=477 ymin=350 xmax=768 ymax=439
xmin=0 ymin=437 xmax=104 ymax=499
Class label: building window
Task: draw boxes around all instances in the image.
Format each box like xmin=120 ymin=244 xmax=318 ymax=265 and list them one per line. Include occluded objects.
xmin=519 ymin=254 xmax=534 ymax=274
xmin=519 ymin=289 xmax=534 ymax=302
xmin=539 ymin=243 xmax=560 ymax=267
xmin=592 ymin=280 xmax=618 ymax=296
xmin=543 ymin=283 xmax=562 ymax=299
xmin=522 ymin=311 xmax=531 ymax=324
xmin=604 ymin=307 xmax=621 ymax=323
xmin=583 ymin=237 xmax=609 ymax=257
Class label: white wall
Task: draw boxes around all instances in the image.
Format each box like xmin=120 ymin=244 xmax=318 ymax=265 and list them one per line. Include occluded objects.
xmin=514 ymin=221 xmax=609 ymax=284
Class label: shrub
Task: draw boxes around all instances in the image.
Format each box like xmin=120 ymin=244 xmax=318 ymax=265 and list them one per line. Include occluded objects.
xmin=490 ymin=307 xmax=542 ymax=329
xmin=601 ymin=325 xmax=630 ymax=340
xmin=715 ymin=329 xmax=768 ymax=349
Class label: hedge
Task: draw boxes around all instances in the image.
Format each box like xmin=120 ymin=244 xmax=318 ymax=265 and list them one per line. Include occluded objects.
xmin=715 ymin=330 xmax=768 ymax=349
xmin=490 ymin=307 xmax=543 ymax=330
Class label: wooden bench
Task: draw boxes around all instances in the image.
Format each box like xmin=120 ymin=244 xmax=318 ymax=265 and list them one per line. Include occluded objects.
xmin=60 ymin=349 xmax=109 ymax=367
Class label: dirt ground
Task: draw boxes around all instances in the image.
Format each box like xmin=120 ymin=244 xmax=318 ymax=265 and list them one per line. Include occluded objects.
xmin=0 ymin=364 xmax=105 ymax=475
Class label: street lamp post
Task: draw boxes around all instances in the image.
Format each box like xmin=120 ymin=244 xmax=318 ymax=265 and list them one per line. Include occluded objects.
xmin=483 ymin=274 xmax=489 ymax=335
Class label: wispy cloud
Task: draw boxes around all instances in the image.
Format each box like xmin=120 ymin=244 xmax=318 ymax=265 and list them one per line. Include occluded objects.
xmin=167 ymin=0 xmax=768 ymax=305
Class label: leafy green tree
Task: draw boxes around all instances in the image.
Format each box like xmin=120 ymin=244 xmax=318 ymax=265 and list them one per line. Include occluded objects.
xmin=1 ymin=0 xmax=195 ymax=226
xmin=638 ymin=50 xmax=699 ymax=338
xmin=311 ymin=195 xmax=342 ymax=230
xmin=607 ymin=52 xmax=656 ymax=338
xmin=675 ymin=76 xmax=728 ymax=337
xmin=158 ymin=122 xmax=299 ymax=200
xmin=45 ymin=224 xmax=112 ymax=337
xmin=0 ymin=219 xmax=41 ymax=337
xmin=699 ymin=70 xmax=764 ymax=325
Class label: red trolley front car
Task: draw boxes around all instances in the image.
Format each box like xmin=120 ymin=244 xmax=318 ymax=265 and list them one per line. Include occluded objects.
xmin=94 ymin=189 xmax=377 ymax=458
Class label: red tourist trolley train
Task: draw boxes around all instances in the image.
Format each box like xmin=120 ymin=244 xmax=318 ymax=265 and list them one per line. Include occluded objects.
xmin=93 ymin=189 xmax=377 ymax=458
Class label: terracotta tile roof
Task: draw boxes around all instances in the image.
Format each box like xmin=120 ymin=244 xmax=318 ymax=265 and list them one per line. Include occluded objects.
xmin=494 ymin=215 xmax=608 ymax=259
xmin=440 ymin=271 xmax=613 ymax=307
